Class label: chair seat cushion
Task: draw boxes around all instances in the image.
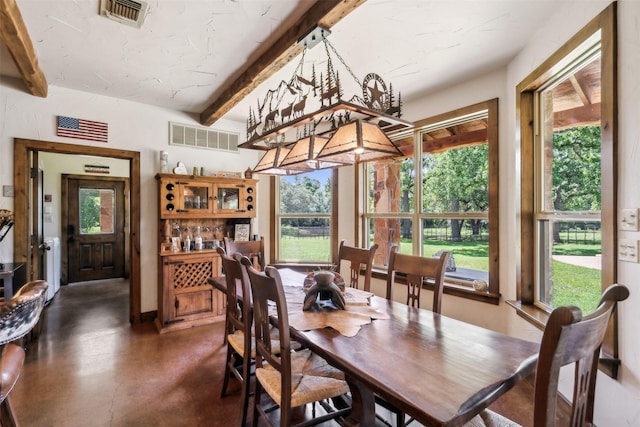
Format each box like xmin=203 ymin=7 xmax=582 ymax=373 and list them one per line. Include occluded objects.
xmin=228 ymin=329 xmax=300 ymax=358
xmin=464 ymin=409 xmax=521 ymax=427
xmin=256 ymin=348 xmax=349 ymax=408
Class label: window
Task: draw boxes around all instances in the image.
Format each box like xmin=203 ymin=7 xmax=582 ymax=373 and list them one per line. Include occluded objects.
xmin=79 ymin=188 xmax=115 ymax=234
xmin=275 ymin=169 xmax=334 ymax=263
xmin=363 ymin=99 xmax=499 ymax=299
xmin=535 ymin=53 xmax=602 ymax=312
xmin=517 ymin=4 xmax=618 ymax=377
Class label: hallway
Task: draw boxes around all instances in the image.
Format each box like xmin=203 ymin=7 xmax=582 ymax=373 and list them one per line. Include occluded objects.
xmin=12 ymin=279 xmax=241 ymax=427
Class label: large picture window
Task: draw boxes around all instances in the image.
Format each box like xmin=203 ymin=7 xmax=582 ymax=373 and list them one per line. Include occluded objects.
xmin=276 ymin=170 xmax=333 ymax=263
xmin=363 ymin=99 xmax=499 ymax=298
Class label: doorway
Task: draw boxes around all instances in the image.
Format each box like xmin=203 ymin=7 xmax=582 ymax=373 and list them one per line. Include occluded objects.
xmin=62 ymin=175 xmax=129 ymax=283
xmin=13 ymin=139 xmax=141 ymax=325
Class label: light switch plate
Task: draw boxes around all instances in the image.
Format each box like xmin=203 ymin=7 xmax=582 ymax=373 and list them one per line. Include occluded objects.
xmin=2 ymin=185 xmax=14 ymax=197
xmin=619 ymin=239 xmax=639 ymax=263
xmin=620 ymin=208 xmax=639 ymax=231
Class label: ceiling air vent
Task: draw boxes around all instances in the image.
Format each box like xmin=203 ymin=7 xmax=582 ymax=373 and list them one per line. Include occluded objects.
xmin=99 ymin=0 xmax=149 ymax=29
xmin=170 ymin=122 xmax=239 ymax=153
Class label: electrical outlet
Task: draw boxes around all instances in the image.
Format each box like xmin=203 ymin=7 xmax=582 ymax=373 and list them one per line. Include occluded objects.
xmin=620 ymin=208 xmax=639 ymax=231
xmin=619 ymin=239 xmax=639 ymax=263
xmin=2 ymin=185 xmax=14 ymax=197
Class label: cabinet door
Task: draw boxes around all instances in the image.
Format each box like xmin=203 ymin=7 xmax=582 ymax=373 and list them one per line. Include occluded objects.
xmin=163 ymin=254 xmax=218 ymax=323
xmin=177 ymin=182 xmax=213 ymax=215
xmin=214 ymin=180 xmax=256 ymax=217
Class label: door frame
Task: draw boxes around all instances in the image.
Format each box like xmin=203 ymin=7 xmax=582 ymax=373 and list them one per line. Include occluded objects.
xmin=61 ymin=174 xmax=130 ymax=284
xmin=13 ymin=138 xmax=142 ymax=325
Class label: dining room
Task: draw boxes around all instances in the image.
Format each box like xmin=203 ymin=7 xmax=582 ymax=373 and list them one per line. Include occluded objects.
xmin=1 ymin=0 xmax=639 ymax=426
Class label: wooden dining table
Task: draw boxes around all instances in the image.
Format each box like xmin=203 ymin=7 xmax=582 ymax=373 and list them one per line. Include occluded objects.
xmin=209 ymin=268 xmax=540 ymax=427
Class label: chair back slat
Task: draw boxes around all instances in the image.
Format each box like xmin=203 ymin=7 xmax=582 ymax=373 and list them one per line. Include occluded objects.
xmin=534 ymin=284 xmax=629 ymax=427
xmin=224 ymin=236 xmax=265 ymax=270
xmin=386 ymin=246 xmax=449 ymax=311
xmin=217 ymin=247 xmax=252 ymax=338
xmin=336 ymin=240 xmax=378 ymax=291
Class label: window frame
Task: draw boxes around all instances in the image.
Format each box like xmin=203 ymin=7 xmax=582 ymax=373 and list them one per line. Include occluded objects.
xmin=269 ymin=169 xmax=339 ymax=266
xmin=516 ymin=3 xmax=618 ymax=377
xmin=360 ymin=99 xmax=500 ymax=303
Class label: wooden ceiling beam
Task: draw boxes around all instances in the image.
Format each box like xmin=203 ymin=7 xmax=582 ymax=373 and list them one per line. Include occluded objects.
xmin=422 ymin=129 xmax=488 ymax=154
xmin=554 ymin=103 xmax=601 ymax=131
xmin=0 ymin=0 xmax=47 ymax=97
xmin=199 ymin=0 xmax=366 ymax=127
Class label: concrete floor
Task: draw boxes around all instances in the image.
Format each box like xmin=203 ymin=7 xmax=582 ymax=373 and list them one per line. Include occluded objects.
xmin=11 ymin=278 xmax=535 ymax=427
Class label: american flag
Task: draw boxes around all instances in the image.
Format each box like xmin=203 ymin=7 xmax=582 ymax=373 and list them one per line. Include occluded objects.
xmin=57 ymin=116 xmax=108 ymax=143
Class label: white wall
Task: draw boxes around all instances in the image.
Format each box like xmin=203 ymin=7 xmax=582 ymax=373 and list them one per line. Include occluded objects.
xmin=0 ymin=83 xmax=263 ymax=312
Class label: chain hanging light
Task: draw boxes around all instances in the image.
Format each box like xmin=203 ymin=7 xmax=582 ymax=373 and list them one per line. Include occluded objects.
xmin=241 ymin=26 xmax=413 ymax=174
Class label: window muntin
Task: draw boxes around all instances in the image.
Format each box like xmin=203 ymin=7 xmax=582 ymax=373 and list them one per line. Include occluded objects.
xmin=277 ymin=170 xmax=332 ymax=263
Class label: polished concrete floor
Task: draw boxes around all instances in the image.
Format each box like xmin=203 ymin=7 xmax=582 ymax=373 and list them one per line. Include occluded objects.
xmin=11 ymin=279 xmax=534 ymax=427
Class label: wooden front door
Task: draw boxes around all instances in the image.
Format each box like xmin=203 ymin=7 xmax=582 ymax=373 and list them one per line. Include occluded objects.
xmin=63 ymin=175 xmax=127 ymax=283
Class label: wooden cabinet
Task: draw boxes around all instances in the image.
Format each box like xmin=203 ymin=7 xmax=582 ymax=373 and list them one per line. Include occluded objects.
xmin=156 ymin=251 xmax=225 ymax=333
xmin=158 ymin=174 xmax=256 ymax=219
xmin=155 ymin=173 xmax=257 ymax=333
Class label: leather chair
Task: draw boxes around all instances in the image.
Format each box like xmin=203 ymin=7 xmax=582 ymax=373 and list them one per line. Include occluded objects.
xmin=465 ymin=283 xmax=630 ymax=427
xmin=224 ymin=236 xmax=265 ymax=271
xmin=336 ymin=240 xmax=378 ymax=292
xmin=244 ymin=263 xmax=351 ymax=427
xmin=386 ymin=246 xmax=450 ymax=311
xmin=0 ymin=280 xmax=48 ymax=427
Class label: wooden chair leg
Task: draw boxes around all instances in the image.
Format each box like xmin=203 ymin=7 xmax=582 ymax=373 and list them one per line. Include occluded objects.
xmin=220 ymin=345 xmax=234 ymax=398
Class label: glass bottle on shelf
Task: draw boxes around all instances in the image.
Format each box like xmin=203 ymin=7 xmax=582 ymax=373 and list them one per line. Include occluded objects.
xmin=194 ymin=226 xmax=203 ymax=251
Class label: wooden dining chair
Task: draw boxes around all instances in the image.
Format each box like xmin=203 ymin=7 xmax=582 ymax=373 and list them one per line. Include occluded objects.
xmin=224 ymin=236 xmax=265 ymax=270
xmin=336 ymin=239 xmax=378 ymax=292
xmin=244 ymin=263 xmax=351 ymax=427
xmin=465 ymin=283 xmax=630 ymax=427
xmin=217 ymin=248 xmax=254 ymax=427
xmin=0 ymin=280 xmax=48 ymax=427
xmin=386 ymin=245 xmax=450 ymax=311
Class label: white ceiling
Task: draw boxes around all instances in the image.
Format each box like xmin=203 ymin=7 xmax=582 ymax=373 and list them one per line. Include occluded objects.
xmin=1 ymin=0 xmax=562 ymax=124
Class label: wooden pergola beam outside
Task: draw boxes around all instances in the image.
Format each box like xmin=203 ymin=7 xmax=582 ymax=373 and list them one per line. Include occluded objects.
xmin=199 ymin=0 xmax=366 ymax=127
xmin=0 ymin=0 xmax=48 ymax=97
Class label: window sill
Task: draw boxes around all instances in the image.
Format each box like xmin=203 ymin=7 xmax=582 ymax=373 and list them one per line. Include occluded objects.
xmin=271 ymin=264 xmax=500 ymax=304
xmin=371 ymin=268 xmax=500 ymax=305
xmin=507 ymin=299 xmax=621 ymax=379
xmin=506 ymin=300 xmax=548 ymax=331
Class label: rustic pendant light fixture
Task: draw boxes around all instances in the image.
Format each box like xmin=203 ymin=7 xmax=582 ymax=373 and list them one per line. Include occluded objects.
xmin=316 ymin=119 xmax=402 ymax=164
xmin=252 ymin=144 xmax=304 ymax=176
xmin=241 ymin=25 xmax=413 ymax=174
xmin=279 ymin=134 xmax=346 ymax=172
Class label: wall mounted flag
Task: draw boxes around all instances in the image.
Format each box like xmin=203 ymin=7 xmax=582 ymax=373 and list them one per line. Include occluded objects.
xmin=57 ymin=116 xmax=108 ymax=143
